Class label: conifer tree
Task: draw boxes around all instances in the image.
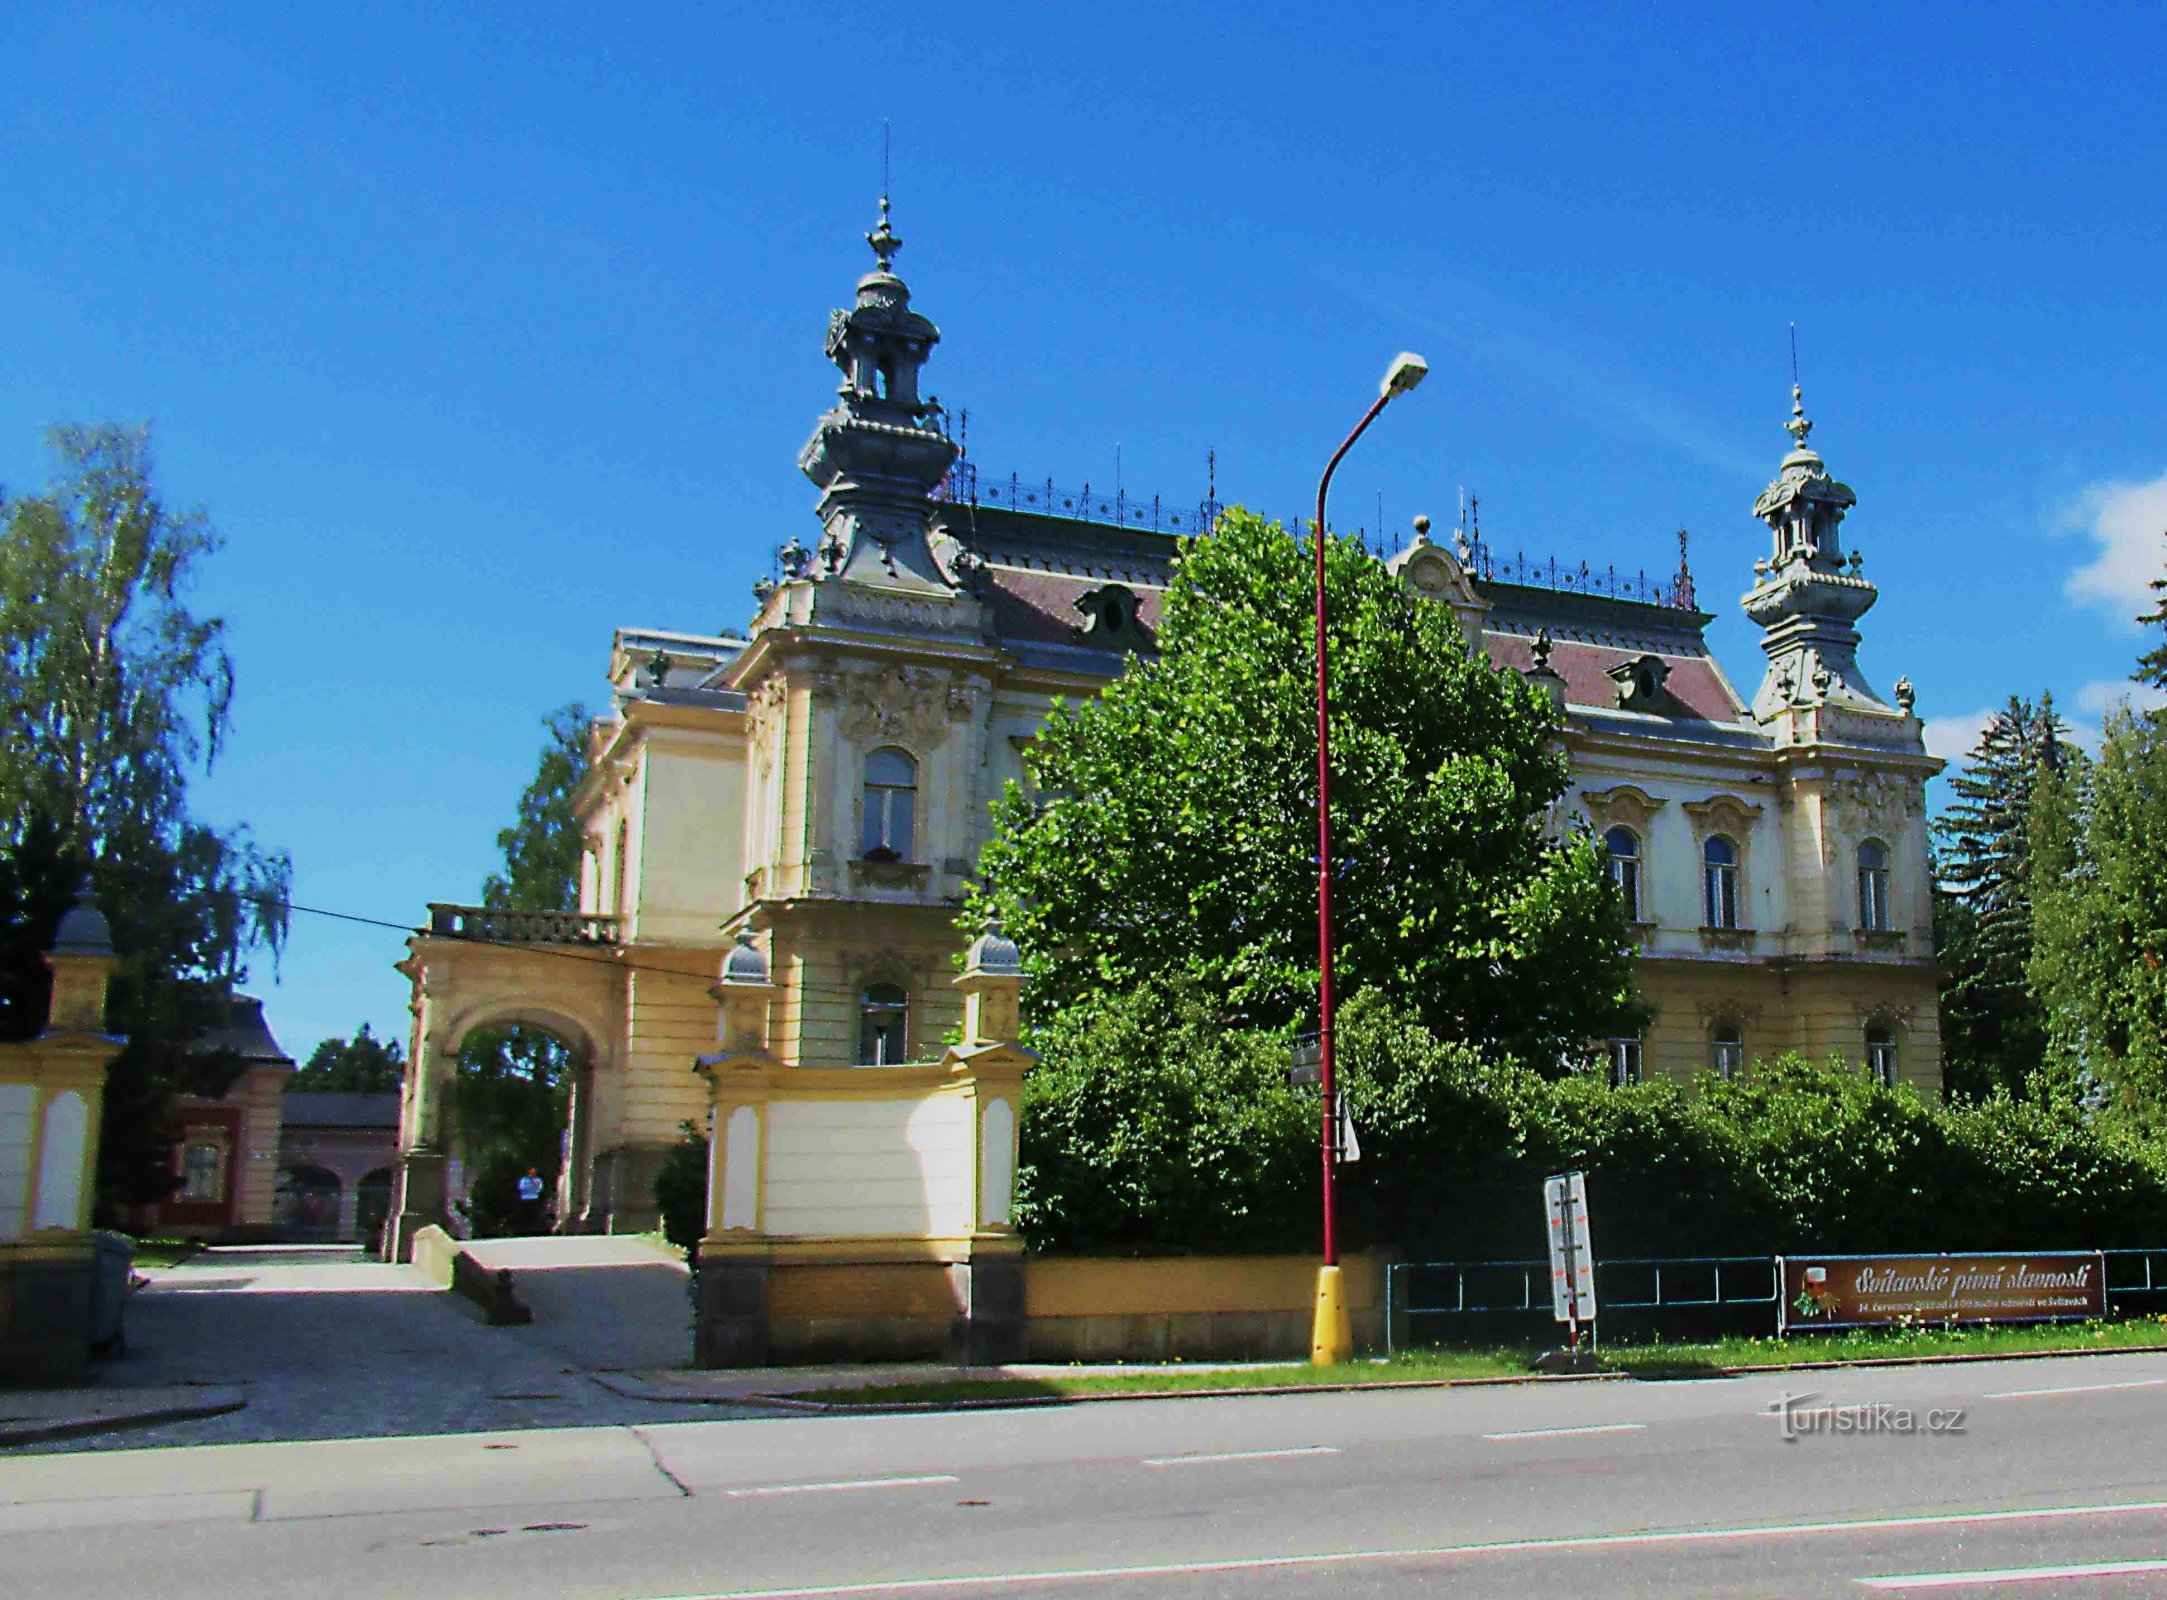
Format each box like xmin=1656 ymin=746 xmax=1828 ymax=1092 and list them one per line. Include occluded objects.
xmin=1933 ymin=694 xmax=2070 ymax=1099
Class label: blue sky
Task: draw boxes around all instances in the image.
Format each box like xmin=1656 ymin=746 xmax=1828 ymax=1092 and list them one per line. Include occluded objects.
xmin=3 ymin=2 xmax=2163 ymax=1059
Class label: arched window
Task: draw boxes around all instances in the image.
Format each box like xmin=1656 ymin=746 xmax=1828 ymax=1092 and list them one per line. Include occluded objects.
xmin=1702 ymin=835 xmax=1739 ymax=929
xmin=1710 ymin=1023 xmax=1744 ymax=1081
xmin=1858 ymin=839 xmax=1891 ymax=932
xmin=1866 ymin=1024 xmax=1898 ymax=1089
xmin=1604 ymin=826 xmax=1642 ymax=921
xmin=859 ymin=983 xmax=909 ymax=1066
xmin=861 ymin=747 xmax=917 ymax=861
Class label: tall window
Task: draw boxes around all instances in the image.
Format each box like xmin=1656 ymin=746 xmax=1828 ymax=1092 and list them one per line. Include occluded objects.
xmin=1702 ymin=835 xmax=1739 ymax=929
xmin=1858 ymin=839 xmax=1891 ymax=931
xmin=612 ymin=820 xmax=630 ymax=915
xmin=1608 ymin=1036 xmax=1643 ymax=1087
xmin=1604 ymin=826 xmax=1642 ymax=921
xmin=861 ymin=747 xmax=917 ymax=860
xmin=1710 ymin=1024 xmax=1744 ymax=1081
xmin=1866 ymin=1025 xmax=1898 ymax=1088
xmin=859 ymin=983 xmax=909 ymax=1065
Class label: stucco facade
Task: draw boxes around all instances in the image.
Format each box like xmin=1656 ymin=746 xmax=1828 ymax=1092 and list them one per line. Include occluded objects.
xmin=389 ymin=207 xmax=1942 ymax=1255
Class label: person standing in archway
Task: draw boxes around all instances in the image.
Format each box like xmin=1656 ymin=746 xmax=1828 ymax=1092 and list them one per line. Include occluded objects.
xmin=515 ymin=1167 xmax=546 ymax=1234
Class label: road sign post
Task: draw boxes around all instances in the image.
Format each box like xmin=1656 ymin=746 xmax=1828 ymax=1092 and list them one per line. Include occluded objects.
xmin=1543 ymin=1171 xmax=1597 ymax=1354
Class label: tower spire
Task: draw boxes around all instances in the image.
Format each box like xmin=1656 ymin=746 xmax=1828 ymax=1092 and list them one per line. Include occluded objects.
xmin=794 ymin=196 xmax=961 ymax=598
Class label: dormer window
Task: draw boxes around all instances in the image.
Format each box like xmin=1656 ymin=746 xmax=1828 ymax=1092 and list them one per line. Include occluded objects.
xmin=861 ymin=747 xmax=917 ymax=861
xmin=1075 ymin=584 xmax=1148 ymax=649
xmin=1609 ymin=654 xmax=1672 ymax=710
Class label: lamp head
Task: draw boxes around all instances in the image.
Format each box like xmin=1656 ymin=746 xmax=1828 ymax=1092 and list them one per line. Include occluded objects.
xmin=1381 ymin=351 xmax=1430 ymax=399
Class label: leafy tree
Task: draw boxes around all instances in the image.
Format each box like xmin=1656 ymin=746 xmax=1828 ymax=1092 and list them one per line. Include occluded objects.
xmin=0 ymin=425 xmax=290 ymax=1208
xmin=1932 ymin=695 xmax=2072 ymax=1099
xmin=2030 ymin=706 xmax=2167 ymax=1118
xmin=292 ymin=1023 xmax=405 ymax=1093
xmin=973 ymin=509 xmax=1641 ymax=1067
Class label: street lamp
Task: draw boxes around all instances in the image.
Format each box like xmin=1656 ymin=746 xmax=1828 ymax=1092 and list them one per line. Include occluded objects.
xmin=1310 ymin=350 xmax=1427 ymax=1367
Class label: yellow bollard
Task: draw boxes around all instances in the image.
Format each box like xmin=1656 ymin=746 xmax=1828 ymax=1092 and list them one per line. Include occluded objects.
xmin=1310 ymin=1264 xmax=1353 ymax=1366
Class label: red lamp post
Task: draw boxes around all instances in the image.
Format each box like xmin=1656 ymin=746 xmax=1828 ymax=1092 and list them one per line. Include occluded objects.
xmin=1310 ymin=351 xmax=1428 ymax=1365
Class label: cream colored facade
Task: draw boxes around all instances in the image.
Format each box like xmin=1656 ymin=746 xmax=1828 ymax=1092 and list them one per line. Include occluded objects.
xmin=388 ymin=216 xmax=1941 ymax=1260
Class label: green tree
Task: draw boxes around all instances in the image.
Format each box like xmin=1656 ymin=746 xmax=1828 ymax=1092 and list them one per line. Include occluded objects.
xmin=0 ymin=425 xmax=290 ymax=1208
xmin=481 ymin=702 xmax=590 ymax=912
xmin=1932 ymin=695 xmax=2072 ymax=1100
xmin=973 ymin=508 xmax=1641 ymax=1066
xmin=2030 ymin=707 xmax=2167 ymax=1118
xmin=292 ymin=1023 xmax=405 ymax=1093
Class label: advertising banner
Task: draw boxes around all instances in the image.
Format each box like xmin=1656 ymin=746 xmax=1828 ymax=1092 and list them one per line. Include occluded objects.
xmin=1778 ymin=1252 xmax=2107 ymax=1332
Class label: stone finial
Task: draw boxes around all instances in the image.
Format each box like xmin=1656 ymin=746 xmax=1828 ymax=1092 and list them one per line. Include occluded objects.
xmin=1894 ymin=674 xmax=1916 ymax=714
xmin=1786 ymin=382 xmax=1814 ymax=450
xmin=44 ymin=888 xmax=118 ymax=1036
xmin=708 ymin=931 xmax=776 ymax=1056
xmin=866 ymin=194 xmax=901 ymax=273
xmin=1410 ymin=514 xmax=1433 ymax=547
xmin=956 ymin=916 xmax=1023 ymax=1047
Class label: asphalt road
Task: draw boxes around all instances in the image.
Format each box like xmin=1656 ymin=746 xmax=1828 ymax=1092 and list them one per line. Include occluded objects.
xmin=9 ymin=1350 xmax=2167 ymax=1598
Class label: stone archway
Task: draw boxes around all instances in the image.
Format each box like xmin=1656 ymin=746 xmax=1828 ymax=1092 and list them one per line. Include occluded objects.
xmin=387 ymin=929 xmax=624 ymax=1260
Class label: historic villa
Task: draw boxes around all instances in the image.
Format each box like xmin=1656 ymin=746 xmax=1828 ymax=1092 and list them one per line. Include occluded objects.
xmin=386 ymin=204 xmax=1941 ymax=1355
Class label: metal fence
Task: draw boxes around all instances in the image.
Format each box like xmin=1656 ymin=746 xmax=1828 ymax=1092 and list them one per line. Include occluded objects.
xmin=1386 ymin=1256 xmax=1779 ymax=1355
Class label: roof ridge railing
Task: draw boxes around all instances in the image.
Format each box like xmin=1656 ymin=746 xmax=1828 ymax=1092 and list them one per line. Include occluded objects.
xmin=1472 ymin=545 xmax=1698 ymax=611
xmin=941 ymin=462 xmax=1224 ymax=536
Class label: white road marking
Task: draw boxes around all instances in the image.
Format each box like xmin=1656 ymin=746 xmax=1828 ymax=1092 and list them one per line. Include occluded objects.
xmin=642 ymin=1497 xmax=2167 ymax=1598
xmin=1140 ymin=1446 xmax=1340 ymax=1466
xmin=1482 ymin=1423 xmax=1647 ymax=1441
xmin=1984 ymin=1377 xmax=2167 ymax=1400
xmin=721 ymin=1475 xmax=960 ymax=1498
xmin=1858 ymin=1557 xmax=2167 ymax=1589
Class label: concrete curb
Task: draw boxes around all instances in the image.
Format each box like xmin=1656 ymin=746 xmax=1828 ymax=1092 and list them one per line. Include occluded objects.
xmin=0 ymin=1397 xmax=246 ymax=1449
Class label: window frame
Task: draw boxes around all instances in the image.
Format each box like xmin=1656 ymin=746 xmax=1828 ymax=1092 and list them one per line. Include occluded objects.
xmin=1608 ymin=1036 xmax=1644 ymax=1088
xmin=1604 ymin=825 xmax=1643 ymax=922
xmin=1858 ymin=838 xmax=1892 ymax=932
xmin=1702 ymin=834 xmax=1740 ymax=929
xmin=1866 ymin=1024 xmax=1898 ymax=1089
xmin=1709 ymin=1024 xmax=1744 ymax=1082
xmin=860 ymin=746 xmax=919 ymax=862
xmin=857 ymin=981 xmax=911 ymax=1066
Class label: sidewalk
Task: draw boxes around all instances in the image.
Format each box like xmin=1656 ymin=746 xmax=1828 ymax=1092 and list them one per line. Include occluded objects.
xmin=0 ymin=1383 xmax=247 ymax=1447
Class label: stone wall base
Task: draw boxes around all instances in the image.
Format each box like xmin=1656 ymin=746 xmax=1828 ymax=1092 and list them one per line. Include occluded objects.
xmin=0 ymin=1234 xmax=130 ymax=1387
xmin=690 ymin=1248 xmax=1382 ymax=1368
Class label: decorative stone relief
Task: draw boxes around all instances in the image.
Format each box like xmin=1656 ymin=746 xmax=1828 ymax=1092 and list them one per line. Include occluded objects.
xmin=1682 ymin=794 xmax=1763 ymax=841
xmin=831 ymin=664 xmax=960 ymax=748
xmin=1581 ymin=784 xmax=1668 ymax=835
xmin=1695 ymin=998 xmax=1765 ymax=1028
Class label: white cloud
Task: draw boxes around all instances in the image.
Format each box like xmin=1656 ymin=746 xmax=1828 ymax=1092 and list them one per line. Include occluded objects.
xmin=2073 ymin=678 xmax=2167 ymax=718
xmin=1922 ymin=708 xmax=1994 ymax=762
xmin=2063 ymin=470 xmax=2167 ymax=624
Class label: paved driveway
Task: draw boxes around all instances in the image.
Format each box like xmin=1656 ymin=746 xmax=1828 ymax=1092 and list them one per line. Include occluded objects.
xmin=43 ymin=1243 xmax=751 ymax=1450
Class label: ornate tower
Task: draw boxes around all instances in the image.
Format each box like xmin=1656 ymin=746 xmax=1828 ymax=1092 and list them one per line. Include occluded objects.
xmin=793 ymin=198 xmax=962 ymax=596
xmin=1742 ymin=386 xmax=1905 ymax=741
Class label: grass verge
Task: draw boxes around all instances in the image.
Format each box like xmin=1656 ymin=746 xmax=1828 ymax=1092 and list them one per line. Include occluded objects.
xmin=778 ymin=1315 xmax=2167 ymax=1407
xmin=123 ymin=1236 xmax=204 ymax=1268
